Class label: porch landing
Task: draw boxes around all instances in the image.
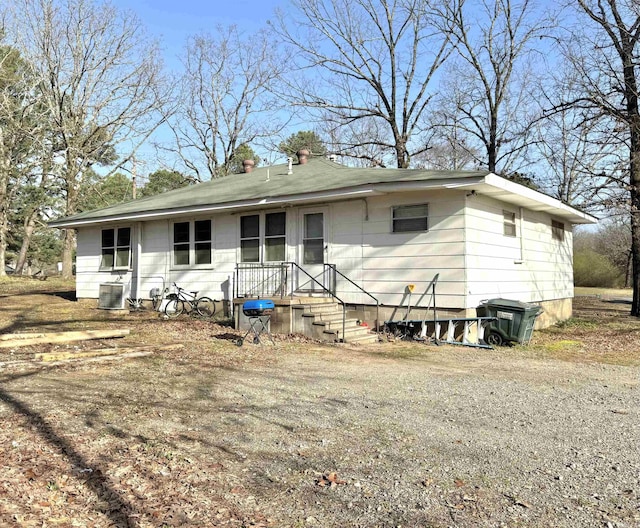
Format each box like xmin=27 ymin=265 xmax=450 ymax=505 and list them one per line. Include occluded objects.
xmin=234 ymin=296 xmax=379 ymax=344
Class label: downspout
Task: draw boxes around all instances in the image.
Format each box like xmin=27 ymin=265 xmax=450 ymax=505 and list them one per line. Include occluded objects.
xmin=516 ymin=207 xmax=525 ymax=264
xmin=133 ymin=222 xmax=142 ymax=299
xmin=463 ymin=192 xmax=469 ymax=312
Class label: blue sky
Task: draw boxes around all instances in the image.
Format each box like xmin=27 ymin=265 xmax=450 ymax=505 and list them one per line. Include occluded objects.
xmin=107 ymin=0 xmax=292 ymax=176
xmin=112 ymin=0 xmax=286 ymax=70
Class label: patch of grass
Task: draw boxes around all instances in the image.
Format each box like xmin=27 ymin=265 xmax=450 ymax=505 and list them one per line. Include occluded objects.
xmin=0 ymin=275 xmax=75 ymax=295
xmin=368 ymin=342 xmax=433 ymax=360
xmin=574 ymin=286 xmax=632 ymax=297
xmin=543 ymin=340 xmax=583 ymax=351
xmin=553 ymin=318 xmax=598 ymax=330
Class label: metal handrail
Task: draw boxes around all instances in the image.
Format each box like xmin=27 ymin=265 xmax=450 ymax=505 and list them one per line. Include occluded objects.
xmin=235 ymin=261 xmax=381 ymax=343
xmin=286 ymin=261 xmax=347 ymax=343
xmin=235 ymin=263 xmax=288 ymax=299
xmin=325 ymin=264 xmax=380 ymax=335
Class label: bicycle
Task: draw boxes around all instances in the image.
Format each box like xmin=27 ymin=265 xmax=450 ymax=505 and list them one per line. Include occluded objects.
xmin=162 ymin=283 xmax=216 ymax=319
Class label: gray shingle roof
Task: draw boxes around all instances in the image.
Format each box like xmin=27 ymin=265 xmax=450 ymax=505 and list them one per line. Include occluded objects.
xmin=49 ymin=157 xmax=491 ymax=226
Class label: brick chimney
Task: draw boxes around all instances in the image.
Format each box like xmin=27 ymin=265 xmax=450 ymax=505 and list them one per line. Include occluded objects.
xmin=243 ymin=159 xmax=255 ymax=173
xmin=297 ymin=149 xmax=310 ymax=164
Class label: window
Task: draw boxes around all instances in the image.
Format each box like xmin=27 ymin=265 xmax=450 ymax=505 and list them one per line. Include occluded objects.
xmin=265 ymin=212 xmax=286 ymax=261
xmin=240 ymin=215 xmax=260 ymax=262
xmin=173 ymin=222 xmax=190 ymax=266
xmin=172 ymin=219 xmax=212 ymax=267
xmin=303 ymin=212 xmax=324 ymax=264
xmin=392 ymin=204 xmax=428 ymax=233
xmin=194 ymin=220 xmax=212 ymax=265
xmin=100 ymin=227 xmax=131 ymax=270
xmin=241 ymin=212 xmax=287 ymax=263
xmin=552 ymin=219 xmax=565 ymax=241
xmin=503 ymin=210 xmax=517 ymax=237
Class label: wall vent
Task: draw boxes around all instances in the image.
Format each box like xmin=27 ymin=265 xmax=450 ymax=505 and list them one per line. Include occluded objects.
xmin=98 ymin=283 xmax=125 ymax=310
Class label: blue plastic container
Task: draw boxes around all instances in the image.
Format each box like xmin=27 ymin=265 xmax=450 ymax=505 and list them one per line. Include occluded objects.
xmin=242 ymin=299 xmax=275 ymax=316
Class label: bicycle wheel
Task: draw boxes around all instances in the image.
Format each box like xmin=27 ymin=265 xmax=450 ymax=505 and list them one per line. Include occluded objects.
xmin=164 ymin=299 xmax=185 ymax=318
xmin=196 ymin=297 xmax=216 ymax=318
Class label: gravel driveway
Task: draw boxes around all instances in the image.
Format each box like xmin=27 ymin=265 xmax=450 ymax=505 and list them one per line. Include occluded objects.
xmin=192 ymin=344 xmax=640 ymax=527
xmin=0 ymin=289 xmax=638 ymax=527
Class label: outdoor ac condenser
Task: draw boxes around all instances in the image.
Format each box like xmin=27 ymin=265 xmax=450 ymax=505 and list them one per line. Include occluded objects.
xmin=98 ymin=283 xmax=125 ymax=310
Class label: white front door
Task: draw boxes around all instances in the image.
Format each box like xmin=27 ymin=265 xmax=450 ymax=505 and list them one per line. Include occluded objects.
xmin=298 ymin=208 xmax=328 ymax=292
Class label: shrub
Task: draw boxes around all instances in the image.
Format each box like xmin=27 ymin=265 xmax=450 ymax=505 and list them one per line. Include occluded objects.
xmin=574 ymin=249 xmax=624 ymax=287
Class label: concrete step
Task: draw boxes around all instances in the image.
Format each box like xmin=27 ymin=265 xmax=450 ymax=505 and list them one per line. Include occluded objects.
xmin=348 ymin=333 xmax=381 ymax=345
xmin=321 ymin=323 xmax=376 ymax=342
xmin=303 ymin=303 xmax=341 ymax=314
xmin=312 ymin=317 xmax=359 ymax=331
xmin=312 ymin=311 xmax=346 ymax=322
xmin=294 ymin=301 xmax=377 ymax=343
xmin=301 ymin=310 xmax=345 ymax=323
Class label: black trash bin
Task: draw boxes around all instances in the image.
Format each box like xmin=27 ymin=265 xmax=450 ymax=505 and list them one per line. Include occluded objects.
xmin=476 ymin=298 xmax=542 ymax=346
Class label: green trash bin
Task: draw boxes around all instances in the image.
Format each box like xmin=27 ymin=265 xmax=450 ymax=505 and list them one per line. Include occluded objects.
xmin=476 ymin=298 xmax=542 ymax=346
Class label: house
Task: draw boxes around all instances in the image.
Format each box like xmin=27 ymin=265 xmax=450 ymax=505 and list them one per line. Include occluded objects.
xmin=49 ymin=151 xmax=597 ymax=342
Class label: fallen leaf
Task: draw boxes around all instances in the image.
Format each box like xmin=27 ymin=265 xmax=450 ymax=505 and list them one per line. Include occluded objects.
xmin=315 ymin=472 xmax=346 ymax=487
xmin=326 ymin=472 xmax=346 ymax=485
xmin=454 ymin=479 xmax=465 ymax=488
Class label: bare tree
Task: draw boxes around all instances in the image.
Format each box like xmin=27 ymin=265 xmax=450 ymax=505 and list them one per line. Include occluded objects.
xmin=439 ymin=0 xmax=551 ymax=174
xmin=273 ymin=0 xmax=456 ymax=168
xmin=7 ymin=0 xmax=168 ymax=278
xmin=533 ymin=68 xmax=625 ymax=209
xmin=165 ymin=26 xmax=286 ymax=181
xmin=415 ymin=108 xmax=478 ymax=170
xmin=0 ymin=40 xmax=44 ymax=277
xmin=558 ymin=0 xmax=640 ymax=315
xmin=318 ymin=114 xmax=392 ymax=167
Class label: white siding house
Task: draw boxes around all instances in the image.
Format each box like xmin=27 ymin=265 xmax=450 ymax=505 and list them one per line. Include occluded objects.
xmin=50 ymin=156 xmax=596 ymax=334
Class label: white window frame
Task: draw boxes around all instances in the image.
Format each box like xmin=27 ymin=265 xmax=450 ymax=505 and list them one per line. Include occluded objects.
xmin=392 ymin=204 xmax=429 ymax=233
xmin=100 ymin=226 xmax=131 ymax=271
xmin=264 ymin=211 xmax=286 ymax=262
xmin=239 ymin=211 xmax=287 ymax=263
xmin=171 ymin=219 xmax=213 ymax=269
xmin=503 ymin=210 xmax=517 ymax=237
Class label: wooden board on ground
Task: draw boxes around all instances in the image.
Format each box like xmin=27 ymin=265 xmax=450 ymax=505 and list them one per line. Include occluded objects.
xmin=34 ymin=343 xmax=184 ymax=362
xmin=0 ymin=329 xmax=130 ymax=348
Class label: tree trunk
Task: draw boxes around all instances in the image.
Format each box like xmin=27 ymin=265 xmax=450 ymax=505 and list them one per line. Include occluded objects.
xmin=0 ymin=131 xmax=8 ymax=278
xmin=630 ymin=145 xmax=640 ymax=316
xmin=14 ymin=209 xmax=38 ymax=274
xmin=61 ymin=174 xmax=78 ymax=279
xmin=488 ymin=110 xmax=498 ymax=173
xmin=0 ymin=196 xmax=6 ymax=278
xmin=629 ymin=120 xmax=640 ymax=315
xmin=396 ymin=137 xmax=410 ymax=169
xmin=61 ymin=229 xmax=75 ymax=279
xmin=0 ymin=215 xmax=6 ymax=277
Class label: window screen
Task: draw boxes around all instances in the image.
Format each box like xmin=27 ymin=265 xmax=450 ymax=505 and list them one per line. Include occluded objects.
xmin=265 ymin=212 xmax=286 ymax=262
xmin=241 ymin=215 xmax=260 ymax=262
xmin=552 ymin=220 xmax=564 ymax=241
xmin=503 ymin=211 xmax=517 ymax=237
xmin=392 ymin=204 xmax=428 ymax=233
xmin=100 ymin=227 xmax=130 ymax=270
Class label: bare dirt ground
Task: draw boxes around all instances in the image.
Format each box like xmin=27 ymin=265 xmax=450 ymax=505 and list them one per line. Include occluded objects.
xmin=0 ymin=278 xmax=638 ymax=527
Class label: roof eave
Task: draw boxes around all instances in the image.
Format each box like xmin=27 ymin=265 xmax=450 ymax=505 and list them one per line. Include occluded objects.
xmin=48 ymin=187 xmax=383 ymax=228
xmin=48 ymin=172 xmax=598 ymax=229
xmin=479 ymin=173 xmax=598 ymax=225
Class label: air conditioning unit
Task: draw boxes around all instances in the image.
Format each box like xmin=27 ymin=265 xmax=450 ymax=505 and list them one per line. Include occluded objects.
xmin=98 ymin=282 xmax=125 ymax=310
